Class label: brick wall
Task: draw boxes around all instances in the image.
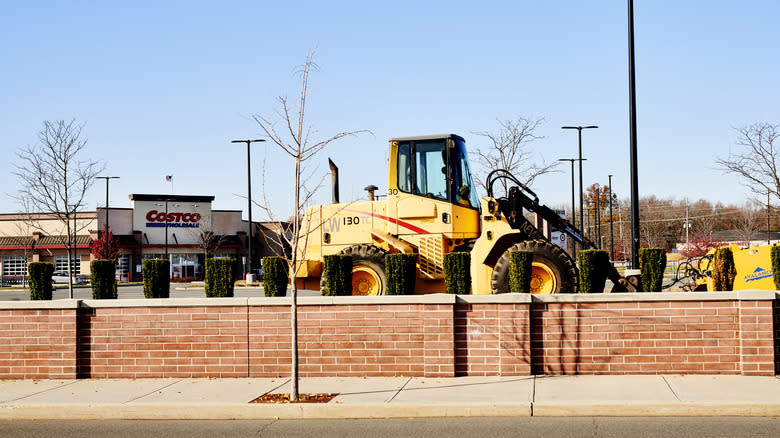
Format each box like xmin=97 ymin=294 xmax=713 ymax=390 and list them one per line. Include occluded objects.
xmin=0 ymin=301 xmax=77 ymax=379
xmin=249 ymin=300 xmax=454 ymax=377
xmin=0 ymin=292 xmax=777 ymax=379
xmin=77 ymin=300 xmax=249 ymax=378
xmin=530 ymin=296 xmax=775 ymax=376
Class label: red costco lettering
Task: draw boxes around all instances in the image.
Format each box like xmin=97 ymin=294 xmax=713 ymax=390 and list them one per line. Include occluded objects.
xmin=146 ymin=210 xmax=201 ymax=223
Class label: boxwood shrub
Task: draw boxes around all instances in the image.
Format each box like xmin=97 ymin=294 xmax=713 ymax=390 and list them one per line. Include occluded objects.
xmin=712 ymin=247 xmax=736 ymax=291
xmin=444 ymin=252 xmax=470 ymax=294
xmin=205 ymin=258 xmax=235 ymax=298
xmin=142 ymin=259 xmax=170 ymax=298
xmin=578 ymin=249 xmax=610 ymax=294
xmin=28 ymin=261 xmax=54 ymax=300
xmin=638 ymin=248 xmax=666 ymax=292
xmin=385 ymin=253 xmax=417 ymax=295
xmin=322 ymin=254 xmax=353 ymax=296
xmin=772 ymin=246 xmax=780 ymax=290
xmin=90 ymin=259 xmax=117 ymax=299
xmin=508 ymin=250 xmax=533 ymax=293
xmin=262 ymin=256 xmax=289 ymax=297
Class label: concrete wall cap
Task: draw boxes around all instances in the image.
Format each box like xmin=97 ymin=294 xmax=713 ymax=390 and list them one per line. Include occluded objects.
xmin=80 ymin=298 xmax=250 ymax=308
xmin=457 ymin=293 xmax=532 ymax=304
xmin=248 ymin=294 xmax=457 ymax=306
xmin=532 ymin=290 xmax=777 ymax=303
xmin=0 ymin=299 xmax=80 ymax=310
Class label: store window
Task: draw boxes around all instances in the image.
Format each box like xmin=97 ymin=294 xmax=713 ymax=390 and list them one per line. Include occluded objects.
xmin=55 ymin=256 xmax=80 ymax=275
xmin=2 ymin=256 xmax=28 ymax=277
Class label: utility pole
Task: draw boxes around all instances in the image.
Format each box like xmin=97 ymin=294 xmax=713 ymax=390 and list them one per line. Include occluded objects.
xmin=96 ymin=176 xmax=119 ymax=259
xmin=232 ymin=139 xmax=266 ymax=282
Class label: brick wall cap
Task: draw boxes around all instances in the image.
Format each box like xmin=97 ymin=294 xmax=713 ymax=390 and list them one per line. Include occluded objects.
xmin=80 ymin=297 xmax=250 ymax=308
xmin=532 ymin=290 xmax=776 ymax=303
xmin=456 ymin=293 xmax=532 ymax=304
xmin=0 ymin=299 xmax=80 ymax=310
xmin=248 ymin=294 xmax=457 ymax=306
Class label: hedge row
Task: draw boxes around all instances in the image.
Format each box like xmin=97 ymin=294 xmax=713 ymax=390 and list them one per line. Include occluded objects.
xmin=262 ymin=256 xmax=289 ymax=297
xmin=142 ymin=259 xmax=170 ymax=298
xmin=322 ymin=254 xmax=353 ymax=296
xmin=508 ymin=250 xmax=533 ymax=293
xmin=577 ymin=249 xmax=610 ymax=294
xmin=638 ymin=248 xmax=666 ymax=292
xmin=711 ymin=247 xmax=736 ymax=291
xmin=205 ymin=258 xmax=235 ymax=297
xmin=444 ymin=252 xmax=470 ymax=294
xmin=385 ymin=253 xmax=417 ymax=295
xmin=90 ymin=259 xmax=117 ymax=299
xmin=28 ymin=262 xmax=53 ymax=300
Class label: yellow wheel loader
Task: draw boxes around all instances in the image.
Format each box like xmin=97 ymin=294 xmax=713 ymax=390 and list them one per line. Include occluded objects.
xmin=295 ymin=134 xmax=632 ymax=295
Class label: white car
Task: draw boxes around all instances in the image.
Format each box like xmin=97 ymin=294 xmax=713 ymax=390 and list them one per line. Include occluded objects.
xmin=52 ymin=272 xmax=86 ymax=284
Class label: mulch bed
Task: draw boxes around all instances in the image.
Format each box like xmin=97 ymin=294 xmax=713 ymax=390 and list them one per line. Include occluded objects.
xmin=250 ymin=393 xmax=338 ymax=404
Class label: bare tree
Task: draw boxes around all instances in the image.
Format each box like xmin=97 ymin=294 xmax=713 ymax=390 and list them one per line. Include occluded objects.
xmin=732 ymin=201 xmax=762 ymax=245
xmin=471 ymin=117 xmax=558 ymax=196
xmin=13 ymin=119 xmax=104 ymax=297
xmin=252 ymin=49 xmax=365 ymax=401
xmin=716 ymin=123 xmax=780 ymax=201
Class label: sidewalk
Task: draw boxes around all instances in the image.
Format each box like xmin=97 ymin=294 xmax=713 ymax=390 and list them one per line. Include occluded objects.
xmin=2 ymin=375 xmax=780 ymax=419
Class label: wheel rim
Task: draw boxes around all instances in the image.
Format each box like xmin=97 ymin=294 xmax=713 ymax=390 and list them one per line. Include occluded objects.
xmin=530 ymin=262 xmax=557 ymax=294
xmin=352 ymin=266 xmax=381 ymax=296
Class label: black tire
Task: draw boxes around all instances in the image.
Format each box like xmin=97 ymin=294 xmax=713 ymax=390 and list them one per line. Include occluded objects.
xmin=337 ymin=244 xmax=387 ymax=296
xmin=491 ymin=240 xmax=577 ymax=294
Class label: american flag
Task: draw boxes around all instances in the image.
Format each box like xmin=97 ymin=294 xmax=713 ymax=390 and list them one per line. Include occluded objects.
xmin=166 ymin=175 xmax=173 ymax=182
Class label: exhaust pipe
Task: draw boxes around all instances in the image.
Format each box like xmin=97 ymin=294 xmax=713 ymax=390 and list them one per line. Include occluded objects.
xmin=328 ymin=158 xmax=339 ymax=204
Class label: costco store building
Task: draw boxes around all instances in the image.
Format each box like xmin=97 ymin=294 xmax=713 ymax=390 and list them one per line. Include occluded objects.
xmin=0 ymin=194 xmax=283 ymax=283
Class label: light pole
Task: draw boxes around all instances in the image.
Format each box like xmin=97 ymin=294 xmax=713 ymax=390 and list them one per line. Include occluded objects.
xmin=562 ymin=125 xmax=598 ymax=249
xmin=96 ymin=176 xmax=119 ymax=259
xmin=608 ymin=174 xmax=615 ymax=261
xmin=67 ymin=204 xmax=79 ymax=299
xmin=232 ymin=139 xmax=266 ymax=281
xmin=628 ymin=0 xmax=641 ymax=269
xmin=595 ymin=183 xmax=601 ymax=248
xmin=559 ymin=158 xmax=587 ymax=257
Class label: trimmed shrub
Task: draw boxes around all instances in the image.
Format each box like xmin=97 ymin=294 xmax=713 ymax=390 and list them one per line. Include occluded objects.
xmin=322 ymin=254 xmax=353 ymax=296
xmin=508 ymin=250 xmax=533 ymax=293
xmin=28 ymin=262 xmax=54 ymax=300
xmin=262 ymin=256 xmax=289 ymax=297
xmin=712 ymin=247 xmax=736 ymax=291
xmin=577 ymin=249 xmax=610 ymax=294
xmin=90 ymin=259 xmax=117 ymax=299
xmin=639 ymin=248 xmax=667 ymax=292
xmin=385 ymin=253 xmax=417 ymax=295
xmin=142 ymin=259 xmax=170 ymax=298
xmin=205 ymin=258 xmax=235 ymax=298
xmin=444 ymin=252 xmax=470 ymax=295
xmin=772 ymin=246 xmax=780 ymax=290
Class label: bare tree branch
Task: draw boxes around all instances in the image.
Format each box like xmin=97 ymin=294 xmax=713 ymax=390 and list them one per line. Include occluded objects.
xmin=715 ymin=123 xmax=780 ymax=201
xmin=470 ymin=116 xmax=558 ymax=196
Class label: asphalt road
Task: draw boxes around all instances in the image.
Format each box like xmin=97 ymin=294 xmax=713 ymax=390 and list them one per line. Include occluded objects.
xmin=0 ymin=417 xmax=779 ymax=438
xmin=0 ymin=284 xmax=322 ymax=301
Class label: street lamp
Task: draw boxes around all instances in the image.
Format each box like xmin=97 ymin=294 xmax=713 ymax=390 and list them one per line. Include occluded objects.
xmin=232 ymin=139 xmax=266 ymax=281
xmin=608 ymin=174 xmax=615 ymax=262
xmin=96 ymin=176 xmax=119 ymax=259
xmin=559 ymin=158 xmax=587 ymax=257
xmin=561 ymin=125 xmax=598 ymax=249
xmin=67 ymin=203 xmax=80 ymax=299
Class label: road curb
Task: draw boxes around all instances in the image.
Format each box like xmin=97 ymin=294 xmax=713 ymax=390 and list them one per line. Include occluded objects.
xmin=531 ymin=402 xmax=780 ymax=417
xmin=0 ymin=403 xmax=532 ymax=420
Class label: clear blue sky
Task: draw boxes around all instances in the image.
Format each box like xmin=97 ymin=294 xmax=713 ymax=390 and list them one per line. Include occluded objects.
xmin=2 ymin=1 xmax=778 ymax=220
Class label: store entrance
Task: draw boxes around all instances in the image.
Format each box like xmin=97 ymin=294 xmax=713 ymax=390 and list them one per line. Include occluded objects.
xmin=171 ymin=254 xmax=202 ymax=280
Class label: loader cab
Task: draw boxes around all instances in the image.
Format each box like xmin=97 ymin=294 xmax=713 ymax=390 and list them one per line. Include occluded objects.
xmin=392 ymin=134 xmax=480 ymax=210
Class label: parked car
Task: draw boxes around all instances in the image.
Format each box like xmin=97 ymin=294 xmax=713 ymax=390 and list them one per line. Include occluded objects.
xmin=52 ymin=272 xmax=87 ymax=285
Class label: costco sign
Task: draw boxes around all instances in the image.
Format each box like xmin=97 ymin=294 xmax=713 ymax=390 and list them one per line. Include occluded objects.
xmin=145 ymin=210 xmax=201 ymax=228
